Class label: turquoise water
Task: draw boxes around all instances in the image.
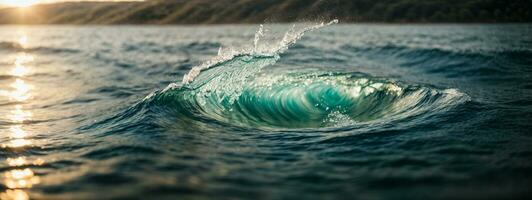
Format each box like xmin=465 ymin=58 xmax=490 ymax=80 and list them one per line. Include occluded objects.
xmin=0 ymin=23 xmax=531 ymax=199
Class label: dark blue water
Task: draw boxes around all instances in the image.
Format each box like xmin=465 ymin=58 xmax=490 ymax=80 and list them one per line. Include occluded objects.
xmin=0 ymin=24 xmax=531 ymax=199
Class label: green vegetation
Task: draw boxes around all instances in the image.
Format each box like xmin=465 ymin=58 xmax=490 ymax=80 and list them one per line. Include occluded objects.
xmin=0 ymin=0 xmax=530 ymax=24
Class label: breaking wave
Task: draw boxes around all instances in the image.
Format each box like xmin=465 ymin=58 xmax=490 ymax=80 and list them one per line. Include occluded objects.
xmin=140 ymin=20 xmax=469 ymax=129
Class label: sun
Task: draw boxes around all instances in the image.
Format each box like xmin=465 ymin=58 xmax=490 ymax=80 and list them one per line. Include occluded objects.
xmin=2 ymin=0 xmax=40 ymax=7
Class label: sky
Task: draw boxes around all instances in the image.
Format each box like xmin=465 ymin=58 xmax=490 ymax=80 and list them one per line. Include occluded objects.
xmin=0 ymin=0 xmax=142 ymax=7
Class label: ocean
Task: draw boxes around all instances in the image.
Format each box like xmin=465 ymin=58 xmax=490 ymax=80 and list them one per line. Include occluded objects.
xmin=0 ymin=23 xmax=531 ymax=199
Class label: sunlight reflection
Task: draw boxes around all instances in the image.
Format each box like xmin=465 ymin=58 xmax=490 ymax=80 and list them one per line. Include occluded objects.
xmin=9 ymin=126 xmax=28 ymax=139
xmin=6 ymin=157 xmax=44 ymax=167
xmin=10 ymin=66 xmax=29 ymax=77
xmin=6 ymin=157 xmax=27 ymax=167
xmin=1 ymin=139 xmax=32 ymax=149
xmin=0 ymin=52 xmax=34 ymax=101
xmin=11 ymin=79 xmax=31 ymax=94
xmin=0 ymin=79 xmax=34 ymax=102
xmin=11 ymin=53 xmax=33 ymax=77
xmin=0 ymin=33 xmax=39 ymax=200
xmin=13 ymin=53 xmax=33 ymax=66
xmin=3 ymin=169 xmax=40 ymax=189
xmin=0 ymin=189 xmax=29 ymax=200
xmin=18 ymin=36 xmax=28 ymax=48
xmin=9 ymin=105 xmax=32 ymax=123
xmin=2 ymin=107 xmax=34 ymax=149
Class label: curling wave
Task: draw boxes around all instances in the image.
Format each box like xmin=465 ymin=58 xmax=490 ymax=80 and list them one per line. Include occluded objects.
xmin=144 ymin=20 xmax=469 ymax=129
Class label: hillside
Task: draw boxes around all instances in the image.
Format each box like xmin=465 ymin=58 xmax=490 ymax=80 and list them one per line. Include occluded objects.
xmin=0 ymin=0 xmax=530 ymax=24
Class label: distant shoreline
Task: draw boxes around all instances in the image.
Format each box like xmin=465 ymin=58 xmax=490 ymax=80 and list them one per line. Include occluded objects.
xmin=0 ymin=0 xmax=530 ymax=25
xmin=1 ymin=22 xmax=531 ymax=26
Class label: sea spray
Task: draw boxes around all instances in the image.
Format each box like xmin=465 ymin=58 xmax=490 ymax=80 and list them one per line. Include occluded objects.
xmin=2 ymin=23 xmax=529 ymax=200
xmin=181 ymin=19 xmax=339 ymax=85
xmin=153 ymin=20 xmax=469 ymax=129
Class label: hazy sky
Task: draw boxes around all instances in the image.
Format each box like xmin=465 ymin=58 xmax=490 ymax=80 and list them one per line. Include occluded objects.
xmin=0 ymin=0 xmax=142 ymax=7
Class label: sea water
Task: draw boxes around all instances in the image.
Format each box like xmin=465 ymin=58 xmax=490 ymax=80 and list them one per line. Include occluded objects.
xmin=0 ymin=23 xmax=531 ymax=199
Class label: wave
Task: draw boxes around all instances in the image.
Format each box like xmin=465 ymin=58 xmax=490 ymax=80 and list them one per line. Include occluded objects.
xmin=152 ymin=71 xmax=468 ymax=129
xmin=0 ymin=41 xmax=80 ymax=54
xmin=88 ymin=20 xmax=469 ymax=131
xmin=122 ymin=41 xmax=221 ymax=54
xmin=0 ymin=41 xmax=22 ymax=50
xmin=339 ymin=44 xmax=532 ymax=78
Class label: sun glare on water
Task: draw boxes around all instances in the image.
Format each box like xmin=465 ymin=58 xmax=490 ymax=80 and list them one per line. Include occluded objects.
xmin=3 ymin=0 xmax=40 ymax=7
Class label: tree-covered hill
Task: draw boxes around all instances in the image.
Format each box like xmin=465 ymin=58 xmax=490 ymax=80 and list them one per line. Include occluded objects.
xmin=0 ymin=0 xmax=530 ymax=24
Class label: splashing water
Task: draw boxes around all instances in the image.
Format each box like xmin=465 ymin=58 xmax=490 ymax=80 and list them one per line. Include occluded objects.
xmin=181 ymin=19 xmax=338 ymax=85
xmin=151 ymin=20 xmax=468 ymax=129
xmin=1 ymin=23 xmax=529 ymax=200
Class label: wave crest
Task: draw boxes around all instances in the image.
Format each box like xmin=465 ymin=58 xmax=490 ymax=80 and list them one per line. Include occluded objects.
xmin=155 ymin=71 xmax=468 ymax=129
xmin=141 ymin=20 xmax=469 ymax=129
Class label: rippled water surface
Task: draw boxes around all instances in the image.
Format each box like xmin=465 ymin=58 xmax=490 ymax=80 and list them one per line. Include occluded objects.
xmin=0 ymin=24 xmax=531 ymax=199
